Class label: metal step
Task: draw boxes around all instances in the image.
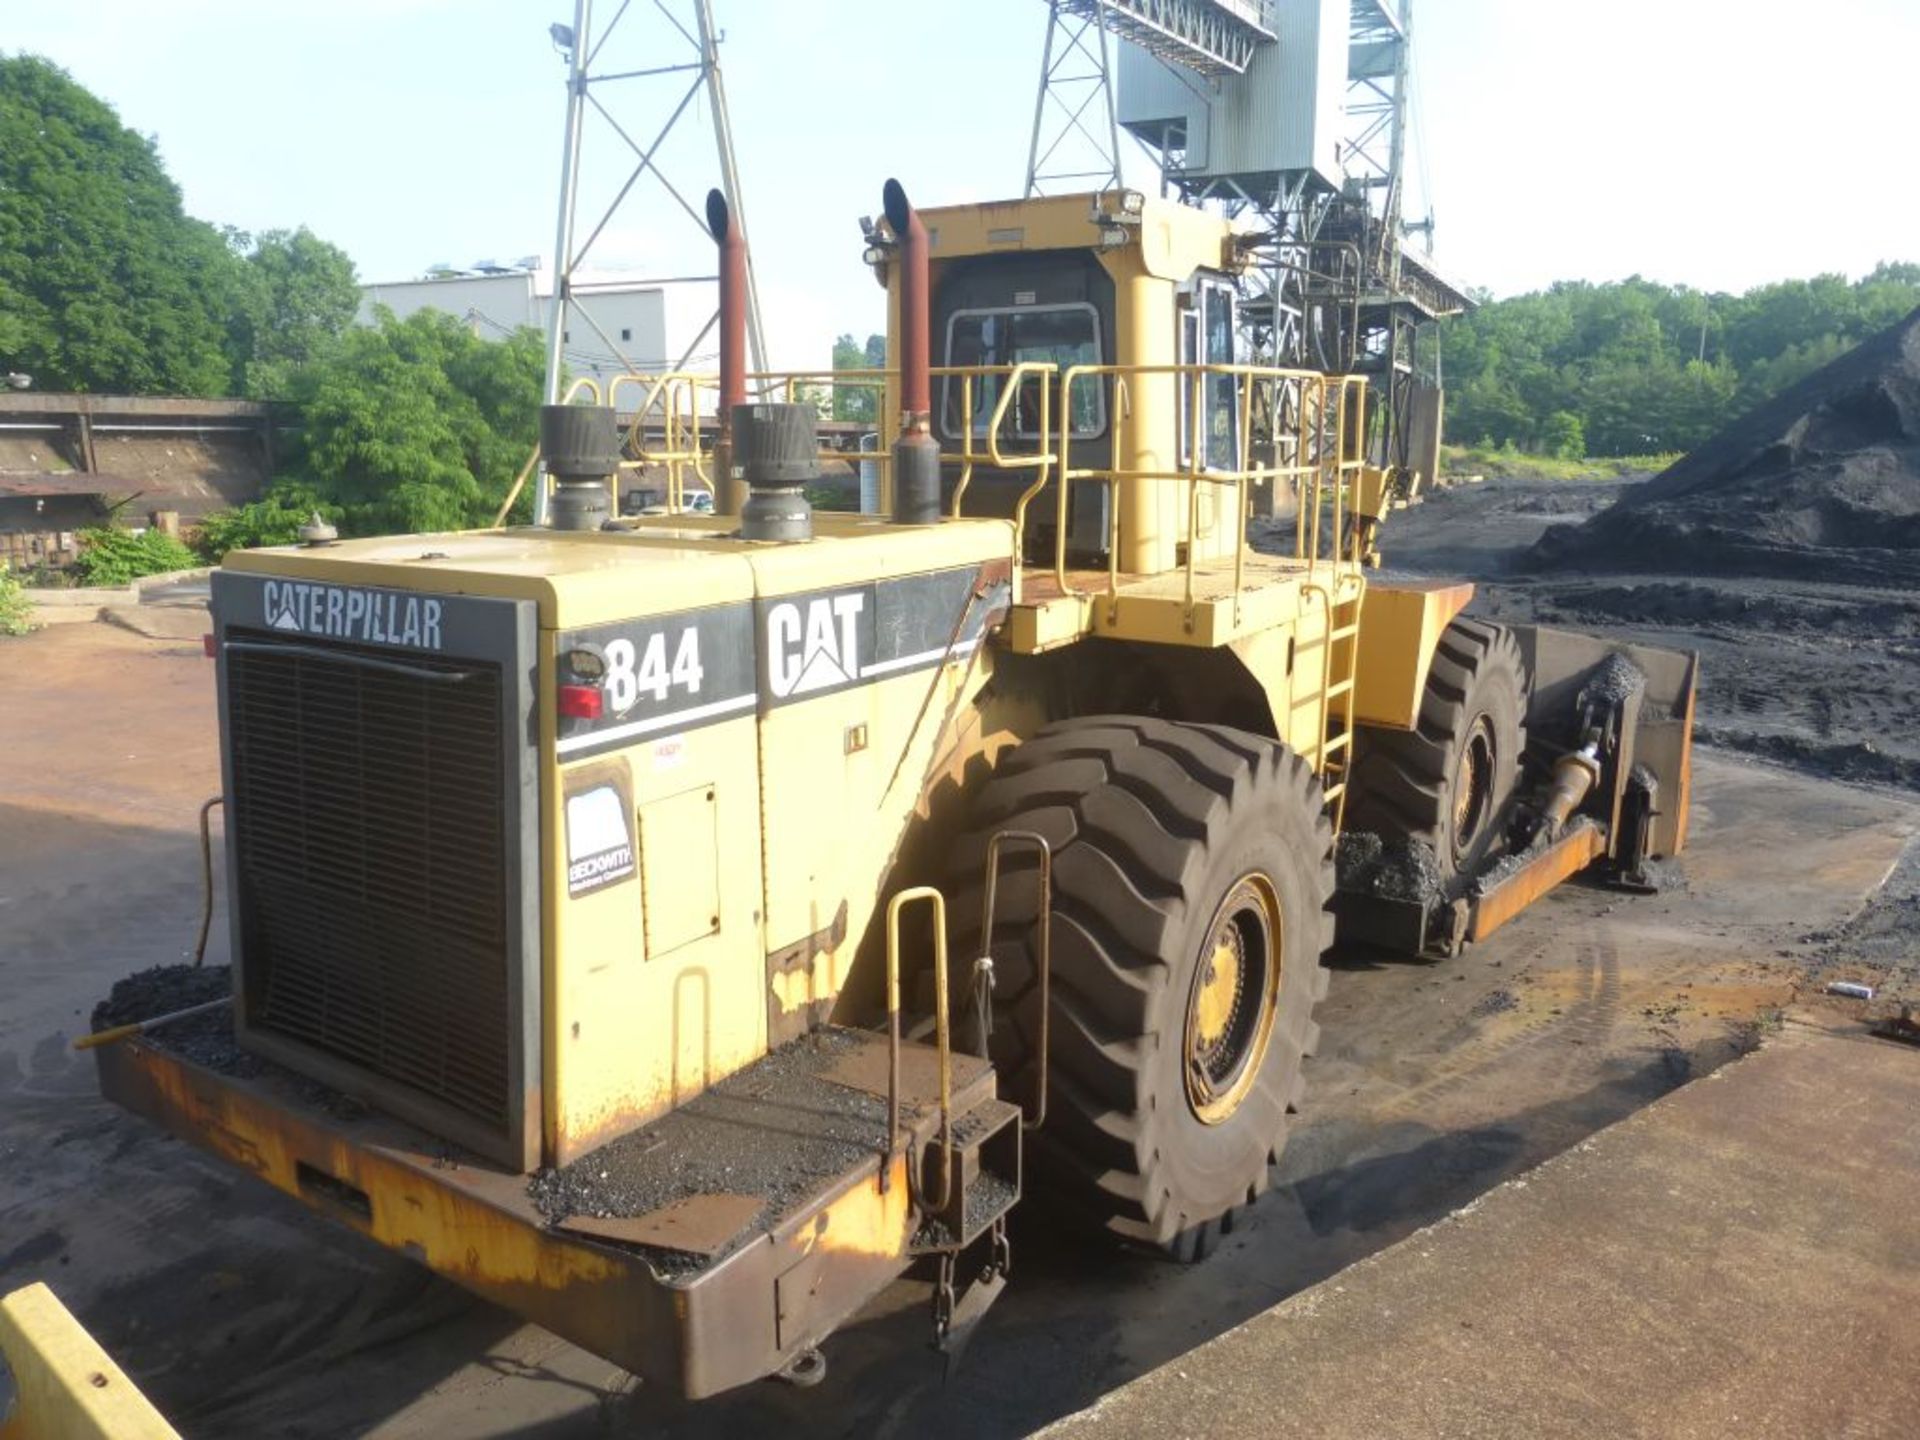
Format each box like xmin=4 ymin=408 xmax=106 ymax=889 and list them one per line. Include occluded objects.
xmin=911 ymin=1096 xmax=1023 ymax=1255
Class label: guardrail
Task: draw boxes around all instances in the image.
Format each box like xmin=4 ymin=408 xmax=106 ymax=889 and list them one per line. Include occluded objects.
xmin=1047 ymin=363 xmax=1369 ymax=626
xmin=536 ymin=362 xmax=1371 ymax=634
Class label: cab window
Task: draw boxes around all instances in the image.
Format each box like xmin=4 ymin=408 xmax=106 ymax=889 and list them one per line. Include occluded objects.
xmin=1179 ymin=280 xmax=1238 ymax=470
xmin=943 ymin=303 xmax=1105 ymax=440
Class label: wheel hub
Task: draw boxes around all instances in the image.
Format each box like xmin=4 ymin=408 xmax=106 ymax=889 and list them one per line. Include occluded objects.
xmin=1184 ymin=874 xmax=1283 ymax=1125
xmin=1453 ymin=715 xmax=1497 ymax=862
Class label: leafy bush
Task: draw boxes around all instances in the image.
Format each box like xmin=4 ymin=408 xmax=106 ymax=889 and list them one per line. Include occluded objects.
xmin=197 ymin=484 xmax=343 ymax=561
xmin=289 ymin=308 xmax=544 ymax=534
xmin=0 ymin=564 xmax=35 ymax=635
xmin=71 ymin=526 xmax=198 ymax=587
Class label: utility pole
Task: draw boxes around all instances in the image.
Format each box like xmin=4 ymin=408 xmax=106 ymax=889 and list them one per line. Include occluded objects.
xmin=537 ymin=0 xmax=766 ymax=524
xmin=543 ymin=0 xmax=591 ymax=420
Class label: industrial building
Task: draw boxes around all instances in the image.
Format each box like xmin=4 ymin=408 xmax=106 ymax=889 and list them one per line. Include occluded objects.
xmin=0 ymin=394 xmax=277 ymax=572
xmin=357 ymin=264 xmax=687 ymax=392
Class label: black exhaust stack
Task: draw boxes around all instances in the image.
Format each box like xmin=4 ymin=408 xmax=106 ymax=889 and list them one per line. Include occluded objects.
xmin=884 ymin=179 xmax=940 ymax=526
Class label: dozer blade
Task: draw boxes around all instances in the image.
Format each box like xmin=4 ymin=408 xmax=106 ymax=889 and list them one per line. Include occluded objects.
xmin=1467 ymin=819 xmax=1606 ymax=943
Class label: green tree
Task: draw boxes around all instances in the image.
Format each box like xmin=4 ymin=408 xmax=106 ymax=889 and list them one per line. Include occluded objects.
xmin=0 ymin=55 xmax=240 ymax=393
xmin=1442 ymin=266 xmax=1920 ymax=456
xmin=830 ymin=331 xmax=887 ymax=423
xmin=1541 ymin=410 xmax=1585 ymax=459
xmin=224 ymin=227 xmax=361 ymax=398
xmin=285 ymin=308 xmax=544 ymax=533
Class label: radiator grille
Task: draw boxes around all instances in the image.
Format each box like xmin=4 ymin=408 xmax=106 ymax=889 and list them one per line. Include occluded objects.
xmin=226 ymin=628 xmax=513 ymax=1134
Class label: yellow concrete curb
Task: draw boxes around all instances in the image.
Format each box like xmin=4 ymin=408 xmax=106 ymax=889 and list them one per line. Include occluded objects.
xmin=0 ymin=1283 xmax=179 ymax=1440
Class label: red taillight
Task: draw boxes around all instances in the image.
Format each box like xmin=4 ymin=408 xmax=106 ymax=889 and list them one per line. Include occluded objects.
xmin=203 ymin=632 xmax=217 ymax=658
xmin=558 ymin=683 xmax=604 ymax=720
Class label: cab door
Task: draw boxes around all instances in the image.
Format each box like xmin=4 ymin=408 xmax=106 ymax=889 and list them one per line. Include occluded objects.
xmin=1179 ymin=277 xmax=1239 ymax=550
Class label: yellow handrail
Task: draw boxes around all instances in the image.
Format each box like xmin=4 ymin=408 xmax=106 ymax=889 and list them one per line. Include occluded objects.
xmin=883 ymin=885 xmax=952 ymax=1210
xmin=938 ymin=362 xmax=1054 ymax=518
xmin=1048 ymin=363 xmax=1362 ymax=627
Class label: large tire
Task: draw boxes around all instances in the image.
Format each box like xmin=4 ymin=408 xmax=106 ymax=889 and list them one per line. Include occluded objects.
xmin=1345 ymin=617 xmax=1528 ymax=892
xmin=945 ymin=716 xmax=1333 ymax=1261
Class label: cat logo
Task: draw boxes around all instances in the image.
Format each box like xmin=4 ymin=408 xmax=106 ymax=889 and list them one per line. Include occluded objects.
xmin=766 ymin=592 xmax=864 ymax=698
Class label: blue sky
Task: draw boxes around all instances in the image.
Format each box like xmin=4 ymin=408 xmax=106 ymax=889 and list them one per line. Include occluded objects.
xmin=13 ymin=0 xmax=1920 ymax=369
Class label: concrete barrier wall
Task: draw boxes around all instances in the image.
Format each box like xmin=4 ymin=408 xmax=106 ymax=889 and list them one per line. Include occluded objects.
xmin=0 ymin=1282 xmax=179 ymax=1439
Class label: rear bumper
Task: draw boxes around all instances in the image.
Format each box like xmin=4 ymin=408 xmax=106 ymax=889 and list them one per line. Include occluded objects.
xmin=95 ymin=1038 xmax=915 ymax=1400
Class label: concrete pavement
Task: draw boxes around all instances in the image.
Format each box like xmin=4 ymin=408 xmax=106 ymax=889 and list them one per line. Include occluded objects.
xmin=1047 ymin=1022 xmax=1920 ymax=1439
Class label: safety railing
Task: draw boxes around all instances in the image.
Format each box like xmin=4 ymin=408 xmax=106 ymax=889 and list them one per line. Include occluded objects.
xmin=606 ymin=370 xmax=715 ymax=512
xmin=544 ymin=364 xmax=1369 ymax=627
xmin=753 ymin=369 xmax=891 ymax=485
xmin=1046 ymin=363 xmax=1371 ymax=627
xmin=565 ymin=365 xmax=1059 ymax=549
xmin=884 ymin=885 xmax=952 ymax=1208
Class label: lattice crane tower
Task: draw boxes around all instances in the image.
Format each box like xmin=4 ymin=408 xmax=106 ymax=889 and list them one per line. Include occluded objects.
xmin=1026 ymin=0 xmax=1472 ymax=486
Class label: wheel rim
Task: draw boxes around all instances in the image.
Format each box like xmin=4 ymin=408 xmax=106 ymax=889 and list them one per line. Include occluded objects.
xmin=1184 ymin=873 xmax=1283 ymax=1125
xmin=1452 ymin=715 xmax=1497 ymax=862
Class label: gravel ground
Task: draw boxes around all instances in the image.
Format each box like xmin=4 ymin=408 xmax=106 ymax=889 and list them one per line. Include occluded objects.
xmin=1800 ymin=834 xmax=1920 ymax=1014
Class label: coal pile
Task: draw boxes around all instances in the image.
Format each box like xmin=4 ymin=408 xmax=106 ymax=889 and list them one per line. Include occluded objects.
xmin=91 ymin=963 xmax=259 ymax=1076
xmin=1533 ymin=307 xmax=1920 ymax=584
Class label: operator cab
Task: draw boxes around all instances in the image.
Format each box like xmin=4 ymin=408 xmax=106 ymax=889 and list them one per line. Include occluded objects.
xmin=896 ymin=190 xmax=1249 ymax=574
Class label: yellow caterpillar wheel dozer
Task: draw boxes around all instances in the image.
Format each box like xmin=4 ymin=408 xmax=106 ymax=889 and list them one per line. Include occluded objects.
xmin=91 ymin=180 xmax=1696 ymax=1400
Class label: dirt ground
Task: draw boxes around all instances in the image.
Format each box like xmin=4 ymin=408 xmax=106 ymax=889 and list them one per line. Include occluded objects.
xmin=1367 ymin=470 xmax=1920 ymax=1012
xmin=3 ymin=490 xmax=1917 ymax=1435
xmin=1374 ymin=471 xmax=1920 ymax=793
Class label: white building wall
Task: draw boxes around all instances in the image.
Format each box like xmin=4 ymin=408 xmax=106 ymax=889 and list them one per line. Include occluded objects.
xmin=356 ymin=272 xmax=673 ymax=397
xmin=358 ymin=273 xmax=539 ymax=339
xmin=556 ymin=288 xmax=670 ymax=393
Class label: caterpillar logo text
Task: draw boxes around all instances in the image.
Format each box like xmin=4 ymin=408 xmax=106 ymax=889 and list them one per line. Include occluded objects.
xmin=262 ymin=579 xmax=445 ymax=652
xmin=767 ymin=592 xmax=864 ymax=698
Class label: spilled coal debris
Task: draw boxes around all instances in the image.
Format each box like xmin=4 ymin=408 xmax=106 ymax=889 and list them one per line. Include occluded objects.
xmin=528 ymin=1028 xmax=889 ymax=1276
xmin=91 ymin=963 xmax=257 ymax=1075
xmin=89 ymin=963 xmax=371 ymax=1120
xmin=1336 ymin=831 xmax=1444 ymax=907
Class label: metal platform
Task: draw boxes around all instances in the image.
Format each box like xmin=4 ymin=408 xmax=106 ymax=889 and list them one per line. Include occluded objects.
xmin=1058 ymin=0 xmax=1276 ymax=77
xmin=1009 ymin=552 xmax=1364 ymax=651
